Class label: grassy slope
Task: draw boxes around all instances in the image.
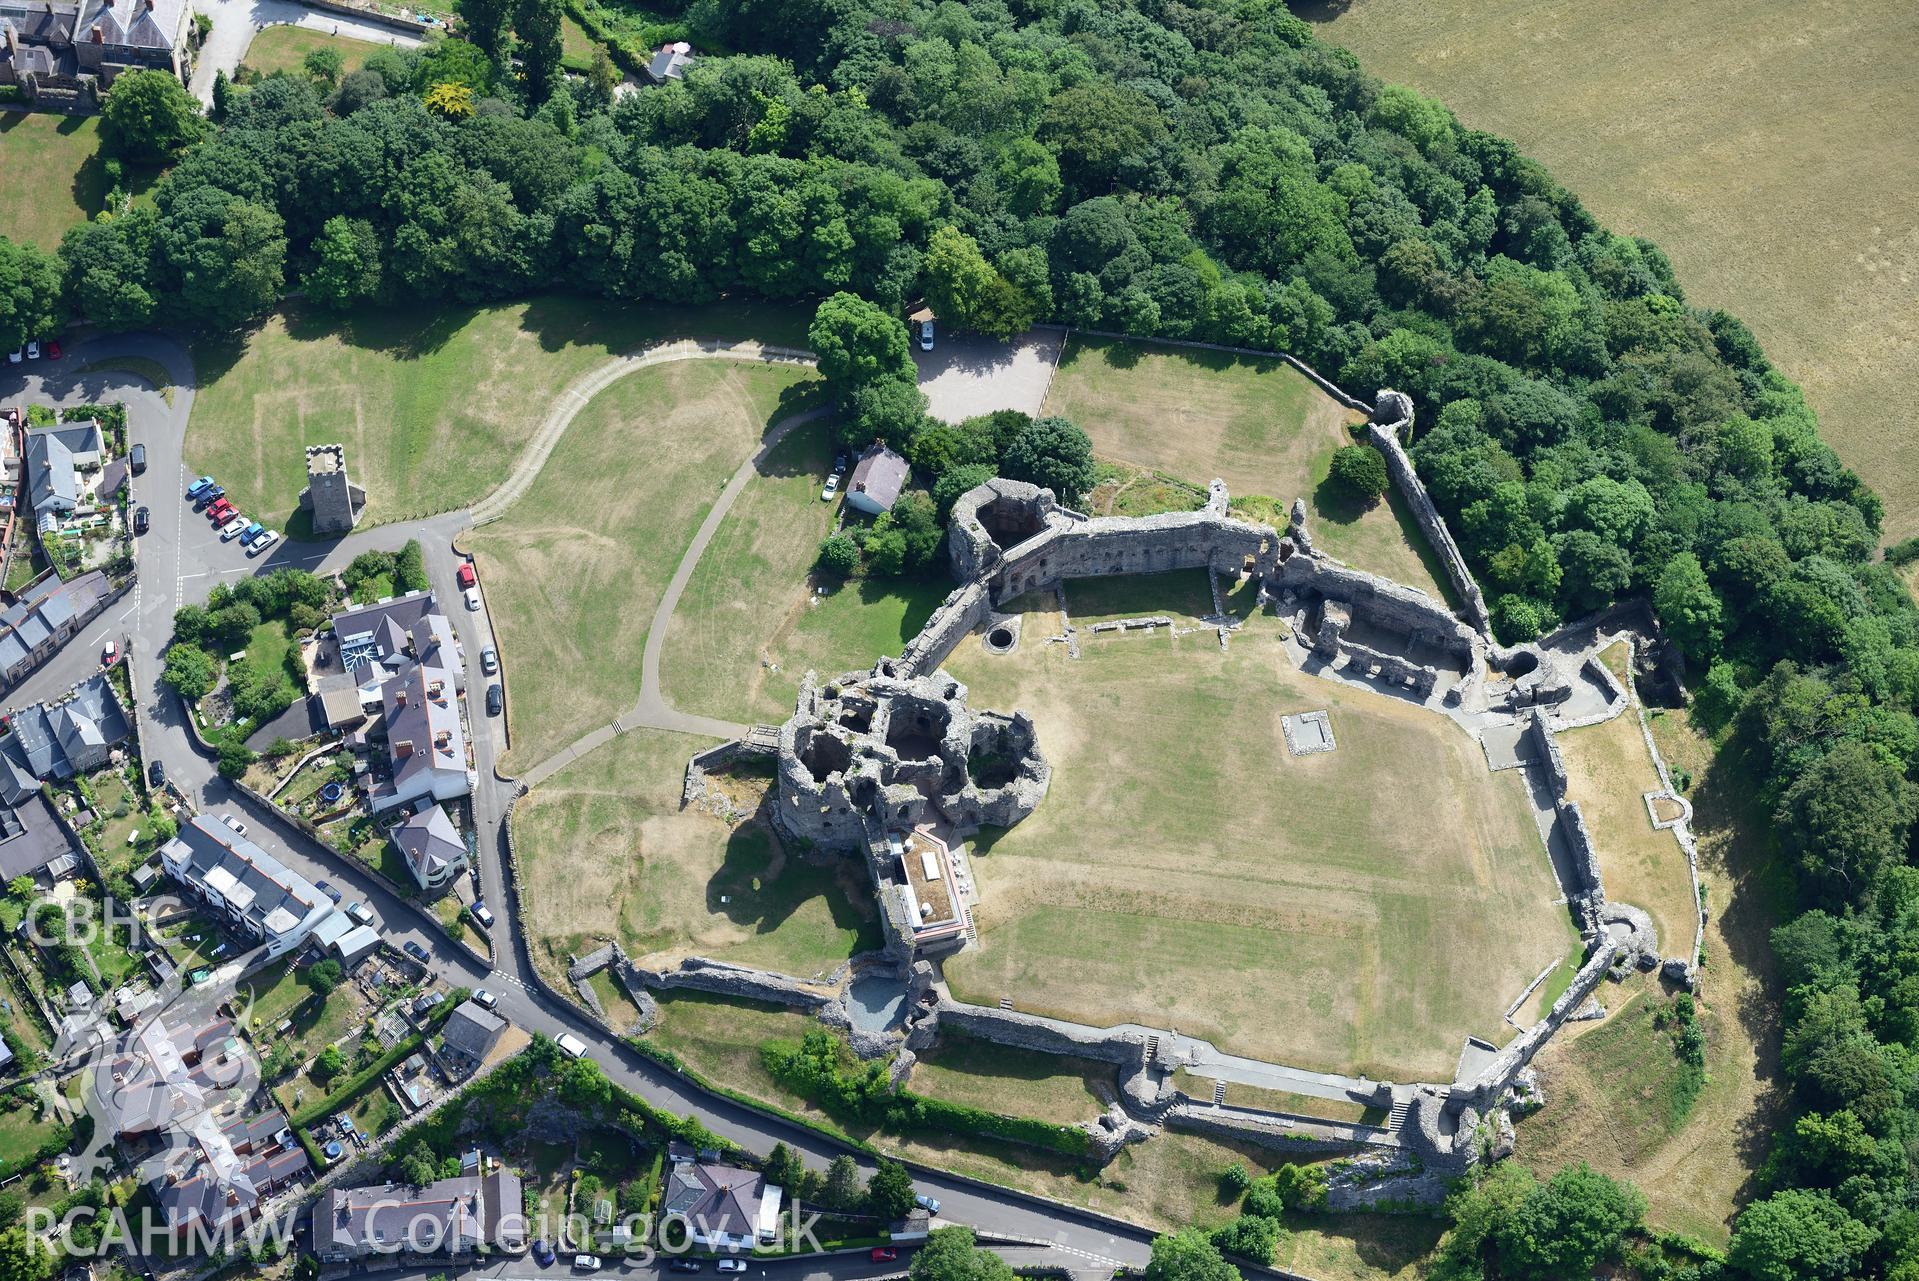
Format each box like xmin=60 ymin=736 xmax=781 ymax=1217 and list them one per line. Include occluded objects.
xmin=660 ymin=416 xmax=949 ymax=724
xmin=239 ymin=26 xmax=386 ymax=77
xmin=940 ymin=596 xmax=1574 ymax=1081
xmin=1311 ymin=0 xmax=1919 ymax=540
xmin=186 ymin=296 xmax=810 ymax=533
xmin=1041 ymin=337 xmax=1453 ymax=601
xmin=467 ymin=356 xmax=819 ymax=767
xmin=511 ymin=727 xmax=880 ymax=984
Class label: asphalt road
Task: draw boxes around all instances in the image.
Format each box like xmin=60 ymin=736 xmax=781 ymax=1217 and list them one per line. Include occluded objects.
xmin=0 ymin=337 xmax=1159 ymax=1276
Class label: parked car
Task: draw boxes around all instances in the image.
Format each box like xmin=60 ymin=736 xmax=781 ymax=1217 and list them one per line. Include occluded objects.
xmin=186 ymin=476 xmax=215 ymax=499
xmin=101 ymin=641 xmax=117 ymax=666
xmin=457 ymin=562 xmax=477 ymax=589
xmin=5 ymin=350 xmax=19 ymax=365
xmin=222 ymin=814 xmax=249 ymax=838
xmin=315 ymin=880 xmax=342 ymax=904
xmin=555 ymin=1032 xmax=588 ymax=1059
xmin=481 ymin=646 xmax=498 ymax=675
xmin=473 ymin=988 xmax=498 ymax=1010
xmin=668 ymin=1261 xmax=701 ymax=1273
xmin=821 ymin=473 xmax=841 ymax=502
xmin=239 ymin=522 xmax=266 ymax=546
xmin=148 ymin=760 xmax=165 ymax=787
xmin=716 ymin=1260 xmax=748 ymax=1273
xmin=871 ymin=1248 xmax=899 ymax=1263
xmin=194 ymin=485 xmax=226 ymax=509
xmin=485 ymin=683 xmax=503 ymax=716
xmin=44 ymin=340 xmax=59 ymax=360
xmin=247 ymin=530 xmax=279 ymax=557
xmin=209 ymin=506 xmax=238 ymax=529
xmin=574 ymin=1256 xmax=602 ymax=1272
xmin=917 ymin=317 xmax=935 ymax=351
xmin=24 ymin=342 xmax=38 ymax=361
xmin=403 ymin=940 xmax=430 ymax=963
xmin=463 ymin=586 xmax=482 ymax=611
xmin=413 ymin=991 xmax=446 ymax=1016
xmin=532 ymin=1241 xmax=557 ymax=1266
xmin=346 ymin=901 xmax=374 ymax=926
xmin=471 ymin=901 xmax=494 ymax=928
xmin=133 ymin=506 xmax=150 ymax=535
xmin=130 ymin=443 xmax=147 ymax=475
xmin=915 ymin=1194 xmax=941 ymax=1216
xmin=218 ymin=516 xmax=248 ymax=541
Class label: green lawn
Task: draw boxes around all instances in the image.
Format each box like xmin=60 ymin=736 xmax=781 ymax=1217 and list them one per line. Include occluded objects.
xmin=1064 ymin=569 xmax=1216 ymax=627
xmin=0 ymin=966 xmax=48 ymax=1059
xmin=0 ymin=1093 xmax=63 ymax=1174
xmin=187 ymin=296 xmax=812 ymax=534
xmin=472 ymin=356 xmax=820 ymax=768
xmin=240 ymin=25 xmax=388 ymax=78
xmin=514 ymin=727 xmax=881 ymax=983
xmin=1042 ymin=336 xmax=1452 ymax=602
xmin=86 ymin=770 xmax=147 ymax=880
xmin=0 ymin=115 xmax=108 ymax=251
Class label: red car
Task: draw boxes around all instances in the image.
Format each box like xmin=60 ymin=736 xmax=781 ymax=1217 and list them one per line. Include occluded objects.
xmin=457 ymin=561 xmax=477 ymax=589
xmin=45 ymin=340 xmax=61 ymax=360
xmin=870 ymin=1248 xmax=899 ymax=1263
xmin=207 ymin=503 xmax=234 ymax=523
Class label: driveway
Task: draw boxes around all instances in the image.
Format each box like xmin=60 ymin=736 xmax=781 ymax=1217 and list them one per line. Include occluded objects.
xmin=190 ymin=0 xmax=425 ymax=103
xmin=912 ymin=330 xmax=1062 ymax=424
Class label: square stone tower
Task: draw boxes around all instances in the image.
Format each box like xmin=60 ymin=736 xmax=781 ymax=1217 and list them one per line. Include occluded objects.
xmin=298 ymin=444 xmax=367 ymax=536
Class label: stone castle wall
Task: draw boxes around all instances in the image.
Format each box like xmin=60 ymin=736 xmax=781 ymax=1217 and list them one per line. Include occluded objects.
xmin=935 ymin=999 xmax=1151 ymax=1069
xmin=1365 ymin=390 xmax=1492 ymax=635
xmin=1531 ymin=710 xmax=1605 ymax=925
xmin=628 ymin=956 xmax=836 ymax=1010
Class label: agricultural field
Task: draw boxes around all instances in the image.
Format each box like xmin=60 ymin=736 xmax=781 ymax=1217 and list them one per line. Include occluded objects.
xmin=1040 ymin=337 xmax=1451 ymax=601
xmin=468 ymin=356 xmax=820 ymax=767
xmin=659 ymin=419 xmax=948 ymax=725
xmin=940 ymin=583 xmax=1576 ymax=1081
xmin=1310 ymin=0 xmax=1919 ymax=540
xmin=186 ymin=296 xmax=809 ymax=535
xmin=239 ymin=25 xmax=387 ymax=78
xmin=510 ymin=727 xmax=881 ymax=987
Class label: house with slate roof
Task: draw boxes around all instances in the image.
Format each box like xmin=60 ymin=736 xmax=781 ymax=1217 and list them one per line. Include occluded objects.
xmin=661 ymin=1145 xmax=784 ymax=1250
xmin=312 ymin=1167 xmax=525 ymax=1261
xmin=157 ymin=815 xmax=337 ymax=959
xmin=392 ymin=802 xmax=467 ymax=889
xmin=0 ymin=0 xmax=194 ymax=99
xmin=0 ymin=570 xmax=113 ymax=689
xmin=3 ymin=672 xmax=130 ymax=782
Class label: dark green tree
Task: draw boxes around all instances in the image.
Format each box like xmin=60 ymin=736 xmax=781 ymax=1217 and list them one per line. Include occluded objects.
xmin=1727 ymin=1190 xmax=1876 ymax=1281
xmin=1002 ymin=417 xmax=1095 ymax=507
xmin=515 ymin=0 xmax=564 ymax=105
xmin=1327 ymin=444 xmax=1389 ymax=504
xmin=0 ymin=237 xmax=64 ymax=356
xmin=100 ymin=69 xmax=206 ymax=163
xmin=866 ymin=1160 xmax=917 ymax=1222
xmin=1143 ymin=1228 xmax=1239 ymax=1281
xmin=909 ymin=1227 xmax=1014 ymax=1281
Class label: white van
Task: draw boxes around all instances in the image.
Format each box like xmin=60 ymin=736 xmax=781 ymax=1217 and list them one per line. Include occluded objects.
xmin=555 ymin=1032 xmax=589 ymax=1059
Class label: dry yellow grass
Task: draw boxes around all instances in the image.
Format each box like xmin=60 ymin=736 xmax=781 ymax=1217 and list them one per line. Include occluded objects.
xmin=1041 ymin=336 xmax=1452 ymax=600
xmin=511 ymin=728 xmax=880 ymax=986
xmin=471 ymin=357 xmax=818 ymax=767
xmin=1556 ymin=653 xmax=1698 ymax=961
xmin=940 ymin=593 xmax=1577 ymax=1080
xmin=1310 ymin=0 xmax=1919 ymax=539
xmin=1517 ymin=703 xmax=1789 ymax=1243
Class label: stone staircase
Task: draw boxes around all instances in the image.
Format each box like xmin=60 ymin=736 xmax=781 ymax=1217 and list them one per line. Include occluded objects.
xmin=1211 ymin=1080 xmax=1227 ymax=1107
xmin=1386 ymin=1094 xmax=1412 ymax=1131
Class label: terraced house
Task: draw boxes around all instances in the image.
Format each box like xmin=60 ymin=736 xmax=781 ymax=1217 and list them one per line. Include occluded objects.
xmin=0 ymin=0 xmax=192 ymax=100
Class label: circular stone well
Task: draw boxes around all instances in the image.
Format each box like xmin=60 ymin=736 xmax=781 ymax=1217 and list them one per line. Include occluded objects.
xmin=983 ymin=617 xmax=1021 ymax=654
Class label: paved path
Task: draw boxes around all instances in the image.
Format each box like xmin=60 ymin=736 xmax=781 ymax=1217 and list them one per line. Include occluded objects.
xmin=190 ymin=0 xmax=425 ymax=103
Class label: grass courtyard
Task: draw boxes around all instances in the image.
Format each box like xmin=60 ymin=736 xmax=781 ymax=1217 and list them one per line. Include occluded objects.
xmin=1310 ymin=0 xmax=1919 ymax=542
xmin=939 ymin=579 xmax=1576 ymax=1081
xmin=1040 ymin=337 xmax=1451 ymax=601
xmin=239 ymin=25 xmax=387 ymax=78
xmin=185 ymin=295 xmax=811 ymax=535
xmin=511 ymin=727 xmax=880 ymax=986
xmin=467 ymin=355 xmax=820 ymax=768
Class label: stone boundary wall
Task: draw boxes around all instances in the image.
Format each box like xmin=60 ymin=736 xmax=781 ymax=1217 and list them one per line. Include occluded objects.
xmin=896 ymin=582 xmax=992 ymax=678
xmin=628 ymin=956 xmax=836 ymax=1011
xmin=1447 ymin=936 xmax=1619 ymax=1115
xmin=1529 ymin=711 xmax=1605 ymax=926
xmin=1163 ymin=1104 xmax=1375 ymax=1158
xmin=1364 ymin=391 xmax=1491 ymax=635
xmin=934 ymin=999 xmax=1150 ymax=1069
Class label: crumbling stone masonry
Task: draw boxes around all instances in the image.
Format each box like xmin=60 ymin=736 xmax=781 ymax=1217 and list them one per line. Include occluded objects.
xmin=1366 ymin=390 xmax=1491 ymax=634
